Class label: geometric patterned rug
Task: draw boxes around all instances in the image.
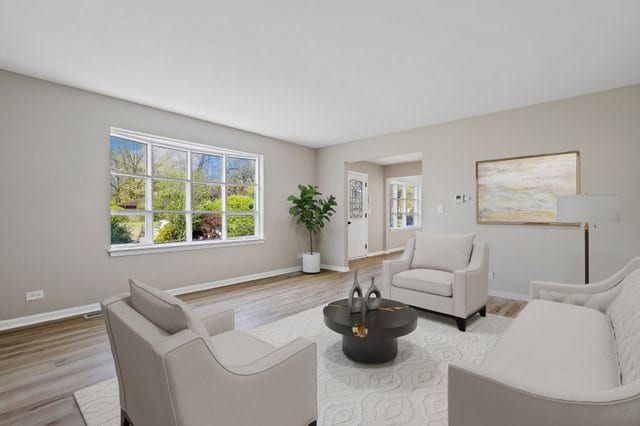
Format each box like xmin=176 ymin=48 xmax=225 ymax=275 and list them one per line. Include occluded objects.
xmin=74 ymin=305 xmax=511 ymax=425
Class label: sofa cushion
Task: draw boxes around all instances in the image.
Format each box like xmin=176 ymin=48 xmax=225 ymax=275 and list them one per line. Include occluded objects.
xmin=392 ymin=268 xmax=453 ymax=297
xmin=209 ymin=330 xmax=275 ymax=367
xmin=129 ymin=279 xmax=209 ymax=337
xmin=411 ymin=232 xmax=475 ymax=272
xmin=606 ymin=268 xmax=640 ymax=385
xmin=482 ymin=299 xmax=620 ymax=392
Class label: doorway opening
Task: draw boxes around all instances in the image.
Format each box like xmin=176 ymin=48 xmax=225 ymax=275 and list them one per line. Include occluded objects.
xmin=347 ymin=171 xmax=368 ymax=259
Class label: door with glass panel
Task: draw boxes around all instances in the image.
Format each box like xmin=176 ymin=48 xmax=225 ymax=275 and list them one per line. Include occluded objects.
xmin=347 ymin=171 xmax=368 ymax=259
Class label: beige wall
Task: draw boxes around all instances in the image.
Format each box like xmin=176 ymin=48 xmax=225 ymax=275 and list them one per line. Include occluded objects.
xmin=384 ymin=161 xmax=423 ymax=250
xmin=0 ymin=70 xmax=316 ymax=320
xmin=318 ymin=84 xmax=640 ymax=297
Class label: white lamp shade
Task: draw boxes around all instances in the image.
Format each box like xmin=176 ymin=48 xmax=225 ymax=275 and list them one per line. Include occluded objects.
xmin=557 ymin=194 xmax=621 ymax=223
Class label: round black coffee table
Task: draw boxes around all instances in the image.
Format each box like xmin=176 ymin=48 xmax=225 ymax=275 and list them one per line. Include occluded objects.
xmin=323 ymin=298 xmax=418 ymax=363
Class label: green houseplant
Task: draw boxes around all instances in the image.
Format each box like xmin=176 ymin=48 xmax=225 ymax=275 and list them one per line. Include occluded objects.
xmin=288 ymin=184 xmax=337 ymax=273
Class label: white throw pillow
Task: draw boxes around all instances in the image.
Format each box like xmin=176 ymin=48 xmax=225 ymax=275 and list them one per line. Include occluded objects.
xmin=411 ymin=232 xmax=475 ymax=272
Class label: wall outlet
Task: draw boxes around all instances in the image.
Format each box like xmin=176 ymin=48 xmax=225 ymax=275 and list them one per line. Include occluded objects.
xmin=26 ymin=290 xmax=44 ymax=301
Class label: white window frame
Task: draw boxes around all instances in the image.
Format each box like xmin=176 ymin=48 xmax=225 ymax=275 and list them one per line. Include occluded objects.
xmin=109 ymin=128 xmax=264 ymax=256
xmin=389 ymin=180 xmax=421 ymax=231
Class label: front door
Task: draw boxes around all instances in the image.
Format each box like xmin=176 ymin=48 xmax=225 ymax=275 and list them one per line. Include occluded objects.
xmin=348 ymin=171 xmax=368 ymax=259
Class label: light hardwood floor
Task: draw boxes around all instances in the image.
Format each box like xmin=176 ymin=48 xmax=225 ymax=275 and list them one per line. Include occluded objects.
xmin=0 ymin=254 xmax=526 ymax=425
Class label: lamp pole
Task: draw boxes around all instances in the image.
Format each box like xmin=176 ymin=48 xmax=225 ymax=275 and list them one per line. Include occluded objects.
xmin=584 ymin=222 xmax=589 ymax=284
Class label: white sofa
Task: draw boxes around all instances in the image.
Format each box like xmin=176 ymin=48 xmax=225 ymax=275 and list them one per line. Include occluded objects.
xmin=102 ymin=279 xmax=317 ymax=426
xmin=382 ymin=232 xmax=489 ymax=331
xmin=449 ymin=257 xmax=640 ymax=426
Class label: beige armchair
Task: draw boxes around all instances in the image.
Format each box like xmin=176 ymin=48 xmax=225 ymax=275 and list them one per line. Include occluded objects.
xmin=382 ymin=233 xmax=489 ymax=331
xmin=102 ymin=279 xmax=317 ymax=426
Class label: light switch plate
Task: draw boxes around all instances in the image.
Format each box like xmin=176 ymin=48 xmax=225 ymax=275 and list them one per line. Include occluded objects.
xmin=436 ymin=204 xmax=444 ymax=214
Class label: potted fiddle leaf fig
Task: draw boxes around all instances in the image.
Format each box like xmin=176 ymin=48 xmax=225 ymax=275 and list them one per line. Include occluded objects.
xmin=288 ymin=184 xmax=338 ymax=273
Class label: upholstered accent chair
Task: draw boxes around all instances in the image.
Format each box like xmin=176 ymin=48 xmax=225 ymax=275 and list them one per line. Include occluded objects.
xmin=382 ymin=232 xmax=489 ymax=331
xmin=102 ymin=279 xmax=317 ymax=426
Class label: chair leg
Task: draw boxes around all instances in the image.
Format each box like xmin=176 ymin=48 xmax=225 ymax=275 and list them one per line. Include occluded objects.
xmin=479 ymin=306 xmax=487 ymax=317
xmin=121 ymin=410 xmax=131 ymax=426
xmin=455 ymin=317 xmax=466 ymax=332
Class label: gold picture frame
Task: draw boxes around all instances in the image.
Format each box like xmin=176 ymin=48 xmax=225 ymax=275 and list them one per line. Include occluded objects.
xmin=476 ymin=151 xmax=580 ymax=225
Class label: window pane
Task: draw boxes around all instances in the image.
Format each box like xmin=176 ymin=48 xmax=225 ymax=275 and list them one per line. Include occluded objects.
xmin=192 ymin=213 xmax=222 ymax=241
xmin=227 ymin=215 xmax=255 ymax=237
xmin=227 ymin=185 xmax=255 ymax=211
xmin=153 ymin=179 xmax=185 ymax=211
xmin=406 ymin=199 xmax=416 ymax=214
xmin=111 ymin=215 xmax=145 ymax=244
xmin=226 ymin=157 xmax=256 ymax=184
xmin=153 ymin=146 xmax=187 ymax=178
xmin=349 ymin=179 xmax=363 ymax=218
xmin=110 ymin=175 xmax=145 ymax=210
xmin=110 ymin=137 xmax=146 ymax=175
xmin=192 ymin=183 xmax=222 ymax=211
xmin=396 ymin=215 xmax=404 ymax=228
xmin=192 ymin=153 xmax=222 ymax=182
xmin=406 ymin=215 xmax=415 ymax=227
xmin=396 ymin=185 xmax=403 ymax=199
xmin=406 ymin=186 xmax=415 ymax=199
xmin=390 ymin=213 xmax=397 ymax=228
xmin=153 ymin=214 xmax=186 ymax=243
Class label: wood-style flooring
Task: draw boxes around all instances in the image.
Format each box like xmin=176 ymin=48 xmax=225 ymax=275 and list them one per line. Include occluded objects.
xmin=0 ymin=254 xmax=526 ymax=425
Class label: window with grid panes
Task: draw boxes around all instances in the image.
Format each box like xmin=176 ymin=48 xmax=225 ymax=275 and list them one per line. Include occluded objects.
xmin=389 ymin=181 xmax=421 ymax=229
xmin=109 ymin=129 xmax=262 ymax=251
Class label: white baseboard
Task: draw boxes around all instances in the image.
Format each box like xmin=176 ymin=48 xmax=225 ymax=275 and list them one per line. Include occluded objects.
xmin=0 ymin=303 xmax=102 ymax=332
xmin=167 ymin=266 xmax=302 ymax=296
xmin=489 ymin=289 xmax=530 ymax=301
xmin=321 ymin=264 xmax=350 ymax=273
xmin=366 ymin=247 xmax=404 ymax=258
xmin=0 ymin=265 xmax=304 ymax=332
xmin=385 ymin=247 xmax=405 ymax=254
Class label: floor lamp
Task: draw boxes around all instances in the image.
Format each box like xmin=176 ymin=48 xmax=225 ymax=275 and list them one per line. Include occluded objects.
xmin=557 ymin=194 xmax=620 ymax=284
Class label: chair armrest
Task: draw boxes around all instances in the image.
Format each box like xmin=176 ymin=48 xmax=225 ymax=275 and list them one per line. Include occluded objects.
xmin=381 ymin=239 xmax=414 ymax=298
xmin=154 ymin=332 xmax=317 ymax=425
xmin=228 ymin=337 xmax=316 ymax=376
xmin=530 ymin=257 xmax=640 ymax=311
xmin=453 ymin=242 xmax=489 ymax=317
xmin=449 ymin=363 xmax=640 ymax=426
xmin=200 ymin=308 xmax=235 ymax=336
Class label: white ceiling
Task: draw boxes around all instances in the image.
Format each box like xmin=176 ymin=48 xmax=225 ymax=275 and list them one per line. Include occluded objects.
xmin=372 ymin=152 xmax=422 ymax=166
xmin=1 ymin=1 xmax=639 ymax=148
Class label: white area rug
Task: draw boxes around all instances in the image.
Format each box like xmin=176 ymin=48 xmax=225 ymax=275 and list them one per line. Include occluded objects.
xmin=74 ymin=306 xmax=511 ymax=425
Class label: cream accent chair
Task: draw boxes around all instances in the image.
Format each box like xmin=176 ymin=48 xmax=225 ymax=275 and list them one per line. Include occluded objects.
xmin=102 ymin=279 xmax=317 ymax=426
xmin=382 ymin=232 xmax=489 ymax=331
xmin=449 ymin=258 xmax=640 ymax=426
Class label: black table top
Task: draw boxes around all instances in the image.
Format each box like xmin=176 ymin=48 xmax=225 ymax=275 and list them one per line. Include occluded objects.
xmin=323 ymin=298 xmax=418 ymax=339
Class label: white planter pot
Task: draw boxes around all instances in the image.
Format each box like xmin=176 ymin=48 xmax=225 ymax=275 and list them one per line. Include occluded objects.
xmin=302 ymin=252 xmax=321 ymax=274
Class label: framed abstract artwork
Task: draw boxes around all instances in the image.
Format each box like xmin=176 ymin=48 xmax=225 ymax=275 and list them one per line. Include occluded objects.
xmin=476 ymin=151 xmax=580 ymax=225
